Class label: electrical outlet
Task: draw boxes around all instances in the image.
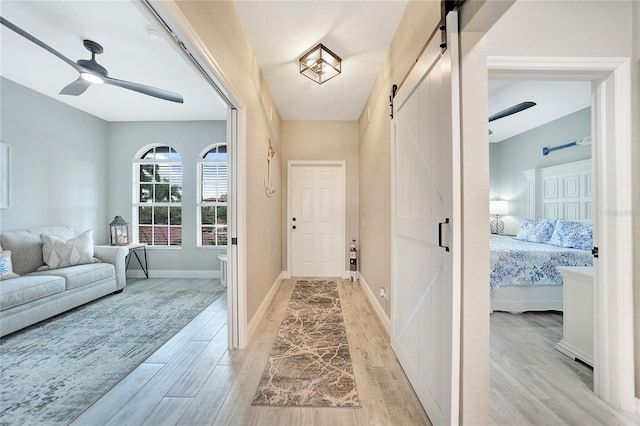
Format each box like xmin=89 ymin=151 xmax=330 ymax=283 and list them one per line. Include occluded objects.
xmin=379 ymin=287 xmax=387 ymax=298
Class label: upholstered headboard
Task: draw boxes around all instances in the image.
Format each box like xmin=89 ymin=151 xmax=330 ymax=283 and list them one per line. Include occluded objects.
xmin=523 ymin=159 xmax=592 ymax=220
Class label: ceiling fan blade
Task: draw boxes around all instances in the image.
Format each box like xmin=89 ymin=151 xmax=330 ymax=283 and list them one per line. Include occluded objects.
xmin=104 ymin=77 xmax=184 ymax=103
xmin=488 ymin=101 xmax=536 ymax=122
xmin=60 ymin=77 xmax=91 ymax=96
xmin=0 ymin=16 xmax=82 ymax=73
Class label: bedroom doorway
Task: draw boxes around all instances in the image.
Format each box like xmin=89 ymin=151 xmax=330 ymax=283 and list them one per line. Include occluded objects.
xmin=486 ymin=57 xmax=635 ymax=417
xmin=487 ymin=77 xmax=595 ymax=422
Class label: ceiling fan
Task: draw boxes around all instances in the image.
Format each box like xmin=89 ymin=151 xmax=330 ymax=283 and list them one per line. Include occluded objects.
xmin=488 ymin=101 xmax=536 ymax=135
xmin=0 ymin=17 xmax=183 ymax=103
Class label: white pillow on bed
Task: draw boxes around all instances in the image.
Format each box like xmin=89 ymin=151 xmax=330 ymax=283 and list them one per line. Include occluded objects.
xmin=515 ymin=218 xmax=557 ymax=243
xmin=549 ymin=219 xmax=593 ymax=250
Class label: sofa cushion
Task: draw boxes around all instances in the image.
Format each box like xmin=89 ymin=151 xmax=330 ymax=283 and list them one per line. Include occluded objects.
xmin=29 ymin=263 xmax=115 ymax=290
xmin=0 ymin=226 xmax=77 ymax=275
xmin=41 ymin=230 xmax=95 ymax=269
xmin=0 ymin=250 xmax=19 ymax=280
xmin=0 ymin=275 xmax=65 ymax=311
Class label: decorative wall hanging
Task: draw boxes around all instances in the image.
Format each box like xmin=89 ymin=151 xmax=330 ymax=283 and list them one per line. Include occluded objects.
xmin=264 ymin=138 xmax=276 ymax=197
xmin=542 ymin=135 xmax=591 ymax=156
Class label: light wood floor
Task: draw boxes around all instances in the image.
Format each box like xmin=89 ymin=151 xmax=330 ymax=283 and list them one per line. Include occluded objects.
xmin=490 ymin=311 xmax=639 ymax=425
xmin=71 ymin=278 xmax=431 ymax=426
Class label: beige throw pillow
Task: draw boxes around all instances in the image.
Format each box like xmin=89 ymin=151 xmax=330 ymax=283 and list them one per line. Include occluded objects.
xmin=41 ymin=230 xmax=95 ymax=269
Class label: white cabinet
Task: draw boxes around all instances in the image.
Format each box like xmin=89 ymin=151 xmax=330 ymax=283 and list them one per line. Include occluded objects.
xmin=555 ymin=266 xmax=594 ymax=366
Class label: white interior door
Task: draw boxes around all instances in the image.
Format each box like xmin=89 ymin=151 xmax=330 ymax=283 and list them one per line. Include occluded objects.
xmin=289 ymin=162 xmax=345 ymax=277
xmin=391 ymin=12 xmax=461 ymax=426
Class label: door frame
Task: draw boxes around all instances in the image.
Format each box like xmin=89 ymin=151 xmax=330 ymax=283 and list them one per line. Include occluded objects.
xmin=286 ymin=160 xmax=346 ymax=278
xmin=138 ymin=0 xmax=249 ymax=349
xmin=488 ymin=56 xmax=635 ymax=412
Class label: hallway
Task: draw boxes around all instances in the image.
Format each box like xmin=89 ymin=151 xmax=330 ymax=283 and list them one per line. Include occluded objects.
xmin=72 ymin=279 xmax=431 ymax=425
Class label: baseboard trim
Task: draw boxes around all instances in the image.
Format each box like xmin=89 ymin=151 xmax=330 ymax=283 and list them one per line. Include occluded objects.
xmin=246 ymin=271 xmax=285 ymax=342
xmin=126 ymin=270 xmax=221 ymax=279
xmin=636 ymin=398 xmax=640 ymax=415
xmin=360 ymin=274 xmax=391 ymax=334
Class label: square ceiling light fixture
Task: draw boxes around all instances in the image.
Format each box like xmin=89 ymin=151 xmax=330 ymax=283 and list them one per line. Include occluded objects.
xmin=299 ymin=43 xmax=342 ymax=84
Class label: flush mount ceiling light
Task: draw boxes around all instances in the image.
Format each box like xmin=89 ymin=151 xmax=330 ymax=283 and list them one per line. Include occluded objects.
xmin=299 ymin=43 xmax=342 ymax=85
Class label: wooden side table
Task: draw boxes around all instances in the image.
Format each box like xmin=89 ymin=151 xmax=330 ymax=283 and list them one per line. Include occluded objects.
xmin=125 ymin=243 xmax=149 ymax=279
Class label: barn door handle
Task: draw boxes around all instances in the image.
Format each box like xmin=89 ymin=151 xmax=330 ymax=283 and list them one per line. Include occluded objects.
xmin=438 ymin=218 xmax=450 ymax=252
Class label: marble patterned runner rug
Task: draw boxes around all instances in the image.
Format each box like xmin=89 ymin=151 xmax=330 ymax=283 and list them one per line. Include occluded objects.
xmin=252 ymin=279 xmax=359 ymax=407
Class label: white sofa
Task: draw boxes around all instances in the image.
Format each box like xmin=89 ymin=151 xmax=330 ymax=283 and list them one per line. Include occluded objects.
xmin=0 ymin=226 xmax=129 ymax=337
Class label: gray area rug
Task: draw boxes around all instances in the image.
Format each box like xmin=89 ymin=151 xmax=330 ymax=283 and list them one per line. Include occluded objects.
xmin=252 ymin=279 xmax=359 ymax=407
xmin=0 ymin=279 xmax=224 ymax=425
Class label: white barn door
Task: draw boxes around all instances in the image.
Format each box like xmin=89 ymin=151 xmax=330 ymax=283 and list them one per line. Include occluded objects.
xmin=391 ymin=12 xmax=461 ymax=425
xmin=289 ymin=162 xmax=345 ymax=277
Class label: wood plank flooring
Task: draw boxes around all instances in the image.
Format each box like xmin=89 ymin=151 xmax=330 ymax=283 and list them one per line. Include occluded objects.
xmin=490 ymin=311 xmax=639 ymax=425
xmin=71 ymin=278 xmax=640 ymax=425
xmin=71 ymin=279 xmax=431 ymax=426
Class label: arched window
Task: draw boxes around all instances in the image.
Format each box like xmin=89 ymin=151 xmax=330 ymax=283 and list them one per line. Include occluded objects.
xmin=197 ymin=143 xmax=227 ymax=247
xmin=132 ymin=145 xmax=182 ymax=246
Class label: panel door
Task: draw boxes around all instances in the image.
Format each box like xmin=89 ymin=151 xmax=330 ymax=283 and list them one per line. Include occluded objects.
xmin=391 ymin=12 xmax=461 ymax=426
xmin=290 ymin=163 xmax=344 ymax=277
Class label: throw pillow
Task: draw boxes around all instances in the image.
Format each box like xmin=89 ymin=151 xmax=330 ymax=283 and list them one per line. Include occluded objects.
xmin=515 ymin=219 xmax=536 ymax=241
xmin=515 ymin=218 xmax=556 ymax=243
xmin=0 ymin=250 xmax=19 ymax=280
xmin=41 ymin=230 xmax=95 ymax=269
xmin=528 ymin=219 xmax=557 ymax=244
xmin=549 ymin=220 xmax=593 ymax=250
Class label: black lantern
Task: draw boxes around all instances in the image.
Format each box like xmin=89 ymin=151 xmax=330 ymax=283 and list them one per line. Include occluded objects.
xmin=109 ymin=216 xmax=129 ymax=246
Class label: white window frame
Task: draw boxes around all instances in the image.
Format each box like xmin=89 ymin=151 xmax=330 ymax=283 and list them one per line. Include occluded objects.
xmin=197 ymin=143 xmax=228 ymax=248
xmin=132 ymin=144 xmax=183 ymax=247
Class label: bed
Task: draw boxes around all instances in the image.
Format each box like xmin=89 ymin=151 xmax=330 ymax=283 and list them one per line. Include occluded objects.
xmin=490 ymin=159 xmax=594 ymax=313
xmin=490 ymin=234 xmax=593 ymax=312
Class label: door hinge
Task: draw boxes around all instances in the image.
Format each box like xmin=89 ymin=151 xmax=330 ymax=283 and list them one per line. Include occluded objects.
xmin=231 ymin=238 xmax=238 ymax=246
xmin=592 ymin=246 xmax=599 ymax=258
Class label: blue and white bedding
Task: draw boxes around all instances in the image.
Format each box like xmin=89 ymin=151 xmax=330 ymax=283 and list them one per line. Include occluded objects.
xmin=490 ymin=235 xmax=593 ymax=291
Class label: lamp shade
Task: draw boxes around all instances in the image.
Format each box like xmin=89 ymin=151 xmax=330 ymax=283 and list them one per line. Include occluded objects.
xmin=490 ymin=200 xmax=509 ymax=215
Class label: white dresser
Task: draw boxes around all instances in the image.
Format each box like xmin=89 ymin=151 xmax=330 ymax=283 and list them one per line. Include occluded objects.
xmin=555 ymin=266 xmax=594 ymax=366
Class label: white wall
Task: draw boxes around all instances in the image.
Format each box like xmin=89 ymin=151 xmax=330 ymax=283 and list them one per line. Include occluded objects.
xmin=0 ymin=78 xmax=110 ymax=241
xmin=107 ymin=120 xmax=227 ymax=275
xmin=490 ymin=107 xmax=591 ymax=234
